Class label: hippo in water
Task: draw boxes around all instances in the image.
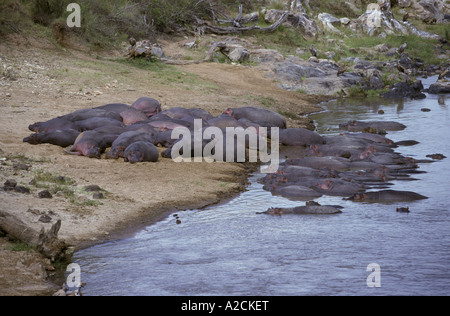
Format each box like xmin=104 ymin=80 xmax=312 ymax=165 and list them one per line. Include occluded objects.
xmin=346 ymin=190 xmax=428 ymax=203
xmin=123 ymin=141 xmax=159 ymax=163
xmin=258 ymin=205 xmax=343 ymax=215
xmin=279 ymin=128 xmax=326 ymax=147
xmin=23 ymin=129 xmax=81 ymax=148
xmin=339 ymin=120 xmax=406 ymax=132
xmin=224 ymin=107 xmax=287 ymax=129
xmin=131 ymin=97 xmax=162 ymax=117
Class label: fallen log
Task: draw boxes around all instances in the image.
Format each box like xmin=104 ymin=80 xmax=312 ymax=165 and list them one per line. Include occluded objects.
xmin=0 ymin=210 xmax=67 ymax=261
xmin=195 ymin=11 xmax=289 ymax=35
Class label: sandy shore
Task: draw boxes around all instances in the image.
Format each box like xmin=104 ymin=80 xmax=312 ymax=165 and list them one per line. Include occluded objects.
xmin=0 ymin=36 xmax=321 ymax=295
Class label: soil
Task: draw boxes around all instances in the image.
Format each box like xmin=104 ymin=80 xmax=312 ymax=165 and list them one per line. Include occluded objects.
xmin=0 ymin=33 xmax=322 ymax=296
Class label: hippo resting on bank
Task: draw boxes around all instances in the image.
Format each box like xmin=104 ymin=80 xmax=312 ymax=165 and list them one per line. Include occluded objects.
xmin=65 ymin=131 xmax=118 ymax=159
xmin=123 ymin=141 xmax=159 ymax=163
xmin=346 ymin=190 xmax=428 ymax=203
xmin=224 ymin=107 xmax=287 ymax=129
xmin=106 ymin=131 xmax=155 ymax=159
xmin=339 ymin=120 xmax=406 ymax=132
xmin=23 ymin=129 xmax=81 ymax=148
xmin=131 ymin=97 xmax=162 ymax=117
xmin=258 ymin=205 xmax=343 ymax=215
xmin=28 ymin=117 xmax=79 ymax=133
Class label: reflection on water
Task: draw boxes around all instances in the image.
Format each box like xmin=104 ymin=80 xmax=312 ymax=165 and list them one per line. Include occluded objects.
xmin=74 ymin=77 xmax=450 ymax=296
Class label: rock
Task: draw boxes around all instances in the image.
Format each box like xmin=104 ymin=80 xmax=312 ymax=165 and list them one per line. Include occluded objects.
xmin=288 ymin=13 xmax=319 ymax=39
xmin=417 ymin=0 xmax=446 ymax=23
xmin=38 ymin=214 xmax=52 ymax=223
xmin=382 ymin=80 xmax=426 ymax=99
xmin=4 ymin=179 xmax=17 ymax=188
xmin=229 ymin=47 xmax=250 ymax=63
xmin=93 ymin=192 xmax=104 ymax=199
xmin=374 ymin=43 xmax=390 ymax=52
xmin=398 ymin=0 xmax=412 ymax=8
xmin=421 ymin=108 xmax=431 ymax=112
xmin=428 ymin=81 xmax=450 ymax=94
xmin=38 ymin=190 xmax=53 ymax=199
xmin=84 ymin=185 xmax=104 ymax=192
xmin=340 ymin=17 xmax=351 ymax=25
xmin=356 ymin=3 xmax=409 ymax=36
xmin=318 ymin=13 xmax=342 ymax=33
xmin=377 ymin=0 xmax=391 ymax=11
xmin=151 ymin=46 xmax=165 ymax=58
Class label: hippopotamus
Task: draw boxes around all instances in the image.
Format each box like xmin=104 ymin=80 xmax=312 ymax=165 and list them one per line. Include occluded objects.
xmin=207 ymin=115 xmax=248 ymax=129
xmin=396 ymin=207 xmax=410 ymax=213
xmin=286 ymin=156 xmax=351 ymax=171
xmin=339 ymin=120 xmax=406 ymax=132
xmin=149 ymin=119 xmax=191 ymax=131
xmin=62 ymin=108 xmax=122 ymax=122
xmin=160 ymin=107 xmax=192 ymax=120
xmin=310 ymin=178 xmax=366 ymax=197
xmin=75 ymin=117 xmax=125 ymax=131
xmin=224 ymin=107 xmax=287 ymax=129
xmin=23 ymin=129 xmax=81 ymax=148
xmin=395 ymin=140 xmax=420 ymax=147
xmin=259 ymin=205 xmax=342 ymax=215
xmin=344 ymin=133 xmax=394 ymax=145
xmin=271 ymin=185 xmax=323 ymax=200
xmin=65 ymin=131 xmax=117 ymax=159
xmin=94 ymin=103 xmax=132 ymax=115
xmin=153 ymin=130 xmax=178 ymax=147
xmin=106 ymin=131 xmax=155 ymax=159
xmin=123 ymin=141 xmax=159 ymax=163
xmin=131 ymin=97 xmax=162 ymax=117
xmin=120 ymin=109 xmax=149 ymax=126
xmin=93 ymin=125 xmax=126 ymax=135
xmin=279 ymin=128 xmax=326 ymax=147
xmin=188 ymin=108 xmax=214 ymax=121
xmin=28 ymin=117 xmax=79 ymax=133
xmin=125 ymin=123 xmax=159 ymax=136
xmin=346 ymin=190 xmax=428 ymax=203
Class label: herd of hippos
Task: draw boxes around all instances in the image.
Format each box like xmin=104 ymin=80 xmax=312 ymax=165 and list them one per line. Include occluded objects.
xmin=24 ymin=96 xmax=443 ymax=214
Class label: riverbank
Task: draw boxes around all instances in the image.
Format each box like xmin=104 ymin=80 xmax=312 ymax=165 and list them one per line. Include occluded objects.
xmin=0 ymin=38 xmax=321 ymax=295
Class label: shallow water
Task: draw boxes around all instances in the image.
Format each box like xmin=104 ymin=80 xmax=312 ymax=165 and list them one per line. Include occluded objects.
xmin=73 ymin=77 xmax=450 ymax=296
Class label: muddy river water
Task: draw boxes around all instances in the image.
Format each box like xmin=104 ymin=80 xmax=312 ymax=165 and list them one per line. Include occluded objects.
xmin=73 ymin=77 xmax=449 ymax=296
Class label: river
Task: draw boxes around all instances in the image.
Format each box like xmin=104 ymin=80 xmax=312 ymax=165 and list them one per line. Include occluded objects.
xmin=72 ymin=76 xmax=449 ymax=296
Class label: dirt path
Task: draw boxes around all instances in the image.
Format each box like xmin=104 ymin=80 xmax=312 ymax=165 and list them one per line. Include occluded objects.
xmin=0 ymin=35 xmax=321 ymax=295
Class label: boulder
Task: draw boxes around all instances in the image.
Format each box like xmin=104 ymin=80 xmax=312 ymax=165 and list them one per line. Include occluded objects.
xmin=428 ymin=81 xmax=450 ymax=94
xmin=229 ymin=47 xmax=250 ymax=63
xmin=382 ymin=80 xmax=426 ymax=99
xmin=318 ymin=13 xmax=342 ymax=33
xmin=417 ymin=0 xmax=446 ymax=23
xmin=398 ymin=0 xmax=412 ymax=8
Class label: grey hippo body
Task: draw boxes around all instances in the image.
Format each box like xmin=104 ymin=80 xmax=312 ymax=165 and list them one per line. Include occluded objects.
xmin=123 ymin=141 xmax=159 ymax=163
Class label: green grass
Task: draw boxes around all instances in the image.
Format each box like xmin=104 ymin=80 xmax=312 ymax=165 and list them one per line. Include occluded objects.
xmin=6 ymin=240 xmax=34 ymax=252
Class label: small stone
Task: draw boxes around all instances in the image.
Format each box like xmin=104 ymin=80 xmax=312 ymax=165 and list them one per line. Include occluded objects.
xmin=13 ymin=163 xmax=31 ymax=171
xmin=14 ymin=186 xmax=30 ymax=194
xmin=28 ymin=208 xmax=41 ymax=215
xmin=38 ymin=190 xmax=53 ymax=199
xmin=84 ymin=185 xmax=103 ymax=192
xmin=378 ymin=110 xmax=385 ymax=114
xmin=92 ymin=192 xmax=104 ymax=199
xmin=38 ymin=214 xmax=52 ymax=223
xmin=5 ymin=93 xmax=11 ymax=97
xmin=4 ymin=179 xmax=17 ymax=188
